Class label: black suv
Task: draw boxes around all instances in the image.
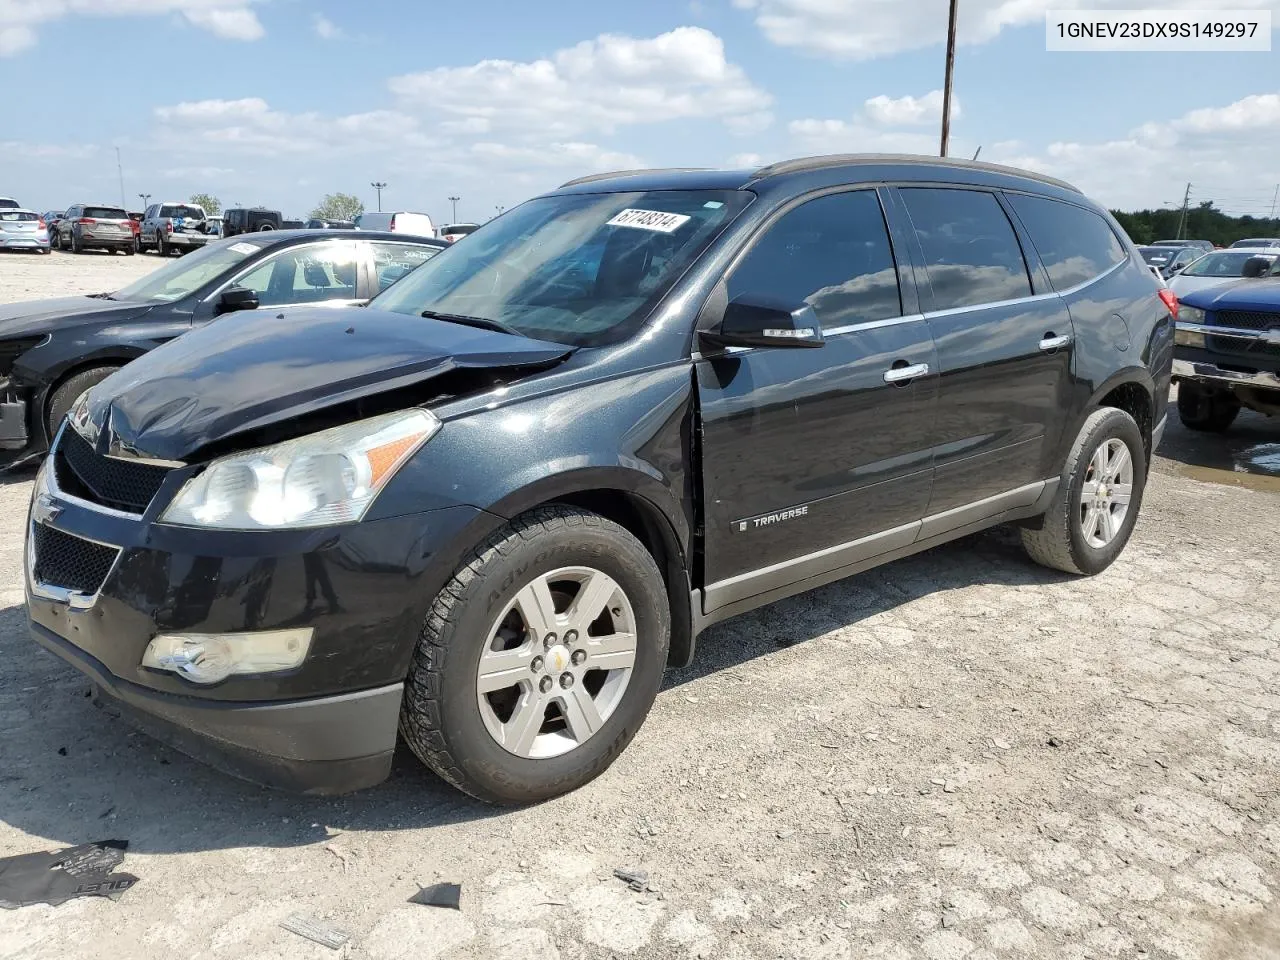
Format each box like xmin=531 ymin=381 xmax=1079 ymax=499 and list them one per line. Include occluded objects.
xmin=223 ymin=207 xmax=283 ymax=237
xmin=25 ymin=155 xmax=1173 ymax=803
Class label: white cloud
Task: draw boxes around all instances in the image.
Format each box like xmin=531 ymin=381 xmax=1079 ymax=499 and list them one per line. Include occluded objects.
xmin=312 ymin=13 xmax=341 ymax=40
xmin=388 ymin=26 xmax=771 ymax=136
xmin=984 ymin=91 xmax=1280 ymax=211
xmin=0 ymin=0 xmax=266 ymax=55
xmin=735 ymin=0 xmax=1280 ymax=59
xmin=728 ymin=152 xmax=765 ymax=167
xmin=864 ymin=90 xmax=953 ymax=126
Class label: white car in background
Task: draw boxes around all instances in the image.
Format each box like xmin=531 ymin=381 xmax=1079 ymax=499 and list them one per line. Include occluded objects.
xmin=437 ymin=222 xmax=479 ymax=243
xmin=0 ymin=209 xmax=51 ymax=253
xmin=1168 ymin=248 xmax=1278 ymax=297
xmin=355 ymin=211 xmax=435 ymax=237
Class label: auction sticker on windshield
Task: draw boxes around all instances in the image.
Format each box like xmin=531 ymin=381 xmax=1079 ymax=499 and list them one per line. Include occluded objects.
xmin=606 ymin=209 xmax=692 ymax=233
xmin=229 ymin=242 xmax=258 ymax=255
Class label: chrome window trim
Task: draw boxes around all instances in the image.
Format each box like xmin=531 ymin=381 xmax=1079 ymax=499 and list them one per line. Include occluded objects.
xmin=822 ymin=313 xmax=926 ymax=337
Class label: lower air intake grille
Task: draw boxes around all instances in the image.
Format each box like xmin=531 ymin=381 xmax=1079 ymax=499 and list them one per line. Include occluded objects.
xmin=31 ymin=524 xmax=119 ymax=595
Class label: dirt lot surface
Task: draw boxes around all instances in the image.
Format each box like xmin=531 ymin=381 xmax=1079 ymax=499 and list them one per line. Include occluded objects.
xmin=2 ymin=251 xmax=1278 ymax=960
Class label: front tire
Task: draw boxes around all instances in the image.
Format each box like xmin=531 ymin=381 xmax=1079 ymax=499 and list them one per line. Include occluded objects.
xmin=71 ymin=231 xmax=83 ymax=254
xmin=1021 ymin=406 xmax=1147 ymax=576
xmin=46 ymin=365 xmax=121 ymax=439
xmin=1176 ymin=381 xmax=1239 ymax=433
xmin=399 ymin=506 xmax=670 ymax=804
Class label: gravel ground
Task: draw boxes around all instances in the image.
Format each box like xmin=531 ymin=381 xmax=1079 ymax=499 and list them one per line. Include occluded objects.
xmin=1 ymin=252 xmax=1278 ymax=960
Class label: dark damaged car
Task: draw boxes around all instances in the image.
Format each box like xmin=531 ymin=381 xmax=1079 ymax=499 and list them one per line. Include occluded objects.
xmin=26 ymin=155 xmax=1173 ymax=803
xmin=0 ymin=231 xmax=445 ymax=465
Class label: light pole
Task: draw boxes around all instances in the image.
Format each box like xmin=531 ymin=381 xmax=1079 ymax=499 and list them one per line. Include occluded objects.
xmin=448 ymin=195 xmax=460 ymax=222
xmin=494 ymin=204 xmax=505 ymax=216
xmin=370 ymin=181 xmax=387 ymax=212
xmin=138 ymin=192 xmax=151 ymax=210
xmin=940 ymin=0 xmax=959 ymax=157
xmin=115 ymin=147 xmax=127 ymax=209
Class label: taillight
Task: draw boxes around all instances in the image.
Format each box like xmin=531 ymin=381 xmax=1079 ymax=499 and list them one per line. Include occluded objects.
xmin=1157 ymin=288 xmax=1178 ymax=321
xmin=37 ymin=218 xmax=46 ymax=229
xmin=78 ymin=217 xmax=96 ymax=225
xmin=165 ymin=221 xmax=173 ymax=233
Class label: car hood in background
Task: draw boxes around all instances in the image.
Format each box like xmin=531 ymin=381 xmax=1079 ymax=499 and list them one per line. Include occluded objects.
xmin=1179 ymin=280 xmax=1280 ymax=313
xmin=0 ymin=296 xmax=152 ymax=339
xmin=1167 ymin=275 xmax=1244 ymax=298
xmin=83 ymin=305 xmax=573 ymax=462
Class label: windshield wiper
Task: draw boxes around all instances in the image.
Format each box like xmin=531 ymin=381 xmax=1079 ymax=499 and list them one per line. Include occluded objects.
xmin=420 ymin=310 xmax=522 ymax=337
xmin=86 ymin=292 xmax=116 ymax=300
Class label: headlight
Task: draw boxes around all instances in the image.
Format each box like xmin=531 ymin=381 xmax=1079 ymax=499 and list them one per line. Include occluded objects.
xmin=1179 ymin=306 xmax=1206 ymax=325
xmin=160 ymin=408 xmax=439 ymax=530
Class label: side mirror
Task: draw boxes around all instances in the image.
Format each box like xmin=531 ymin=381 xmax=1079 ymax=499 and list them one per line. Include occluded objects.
xmin=216 ymin=285 xmax=259 ymax=314
xmin=700 ymin=296 xmax=824 ymax=350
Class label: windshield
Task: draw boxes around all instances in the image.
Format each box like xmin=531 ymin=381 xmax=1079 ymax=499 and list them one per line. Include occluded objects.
xmin=443 ymin=224 xmax=479 ymax=235
xmin=84 ymin=207 xmax=128 ymax=219
xmin=0 ymin=211 xmax=38 ymax=222
xmin=1138 ymin=247 xmax=1176 ymax=263
xmin=1182 ymin=251 xmax=1278 ymax=277
xmin=372 ymin=189 xmax=752 ymax=346
xmin=113 ymin=239 xmax=267 ymax=302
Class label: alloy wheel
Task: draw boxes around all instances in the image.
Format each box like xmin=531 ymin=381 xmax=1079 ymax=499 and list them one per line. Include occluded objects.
xmin=475 ymin=566 xmax=637 ymax=760
xmin=1079 ymin=437 xmax=1133 ymax=548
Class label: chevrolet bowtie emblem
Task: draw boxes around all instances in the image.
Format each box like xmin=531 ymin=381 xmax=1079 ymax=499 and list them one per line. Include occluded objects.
xmin=32 ymin=493 xmax=61 ymax=525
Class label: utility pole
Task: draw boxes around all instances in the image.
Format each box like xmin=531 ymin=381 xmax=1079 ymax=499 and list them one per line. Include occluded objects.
xmin=370 ymin=181 xmax=387 ymax=212
xmin=115 ymin=147 xmax=126 ymax=209
xmin=972 ymin=146 xmax=982 ymax=161
xmin=939 ymin=0 xmax=959 ymax=157
xmin=1175 ymin=182 xmax=1192 ymax=240
xmin=1269 ymin=184 xmax=1279 ymax=221
xmin=448 ymin=195 xmax=460 ymax=222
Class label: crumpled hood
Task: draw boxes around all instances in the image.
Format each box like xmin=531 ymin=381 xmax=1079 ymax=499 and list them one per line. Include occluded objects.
xmin=84 ymin=305 xmax=572 ymax=462
xmin=1180 ymin=279 xmax=1280 ymax=314
xmin=0 ymin=296 xmax=151 ymax=339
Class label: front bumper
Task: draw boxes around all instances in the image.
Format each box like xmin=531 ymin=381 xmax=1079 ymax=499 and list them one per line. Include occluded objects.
xmin=31 ymin=622 xmax=402 ymax=794
xmin=24 ymin=446 xmax=502 ymax=792
xmin=1172 ymin=357 xmax=1280 ymax=391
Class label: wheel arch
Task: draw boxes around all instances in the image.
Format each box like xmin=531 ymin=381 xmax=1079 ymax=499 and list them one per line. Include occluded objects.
xmin=38 ymin=353 xmax=140 ymax=441
xmin=484 ymin=468 xmax=697 ymax=670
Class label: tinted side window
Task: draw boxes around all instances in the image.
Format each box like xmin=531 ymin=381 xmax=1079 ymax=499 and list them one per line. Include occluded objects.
xmin=727 ymin=190 xmax=901 ymax=330
xmin=900 ymin=188 xmax=1032 ymax=310
xmin=1007 ymin=193 xmax=1126 ymax=290
xmin=371 ymin=242 xmax=441 ymax=292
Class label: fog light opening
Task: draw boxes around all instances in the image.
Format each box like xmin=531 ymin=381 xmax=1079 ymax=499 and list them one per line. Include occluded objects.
xmin=141 ymin=629 xmax=313 ymax=685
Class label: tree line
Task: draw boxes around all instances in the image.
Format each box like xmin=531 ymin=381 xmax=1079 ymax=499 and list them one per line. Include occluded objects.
xmin=1111 ymin=201 xmax=1280 ymax=246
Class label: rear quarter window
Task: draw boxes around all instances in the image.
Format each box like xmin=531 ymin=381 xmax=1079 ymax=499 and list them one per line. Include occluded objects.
xmin=1006 ymin=194 xmax=1126 ymax=290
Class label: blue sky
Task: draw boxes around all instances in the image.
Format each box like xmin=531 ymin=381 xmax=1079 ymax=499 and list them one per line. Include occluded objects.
xmin=2 ymin=0 xmax=1277 ymax=223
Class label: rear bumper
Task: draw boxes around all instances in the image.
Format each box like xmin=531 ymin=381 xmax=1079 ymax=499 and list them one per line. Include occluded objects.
xmin=1172 ymin=358 xmax=1280 ymax=391
xmin=0 ymin=237 xmax=49 ymax=250
xmin=165 ymin=233 xmax=208 ymax=248
xmin=31 ymin=621 xmax=403 ymax=794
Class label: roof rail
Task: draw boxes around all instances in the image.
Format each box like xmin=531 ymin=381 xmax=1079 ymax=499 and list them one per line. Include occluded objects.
xmin=749 ymin=154 xmax=1081 ymax=194
xmin=558 ymin=167 xmax=713 ymax=188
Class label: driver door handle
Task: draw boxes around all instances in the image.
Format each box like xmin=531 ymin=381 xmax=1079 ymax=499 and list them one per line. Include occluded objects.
xmin=883 ymin=362 xmax=929 ymax=384
xmin=1039 ymin=333 xmax=1072 ymax=352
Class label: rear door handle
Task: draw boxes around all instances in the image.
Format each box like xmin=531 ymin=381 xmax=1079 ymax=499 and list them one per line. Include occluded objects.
xmin=1039 ymin=333 xmax=1072 ymax=352
xmin=883 ymin=362 xmax=929 ymax=384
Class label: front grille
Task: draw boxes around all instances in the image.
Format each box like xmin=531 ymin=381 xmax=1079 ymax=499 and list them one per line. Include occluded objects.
xmin=55 ymin=428 xmax=171 ymax=513
xmin=1208 ymin=310 xmax=1280 ymax=360
xmin=1216 ymin=310 xmax=1280 ymax=331
xmin=31 ymin=524 xmax=119 ymax=595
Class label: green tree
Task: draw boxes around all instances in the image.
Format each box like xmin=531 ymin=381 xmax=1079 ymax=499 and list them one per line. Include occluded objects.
xmin=310 ymin=192 xmax=365 ymax=222
xmin=1110 ymin=201 xmax=1280 ymax=247
xmin=189 ymin=193 xmax=221 ymax=216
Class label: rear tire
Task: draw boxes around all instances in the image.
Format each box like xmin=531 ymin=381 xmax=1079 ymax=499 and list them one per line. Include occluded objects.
xmin=157 ymin=234 xmax=169 ymax=257
xmin=45 ymin=366 xmax=121 ymax=440
xmin=1176 ymin=381 xmax=1239 ymax=433
xmin=399 ymin=506 xmax=670 ymax=805
xmin=124 ymin=244 xmax=134 ymax=256
xmin=1021 ymin=406 xmax=1147 ymax=576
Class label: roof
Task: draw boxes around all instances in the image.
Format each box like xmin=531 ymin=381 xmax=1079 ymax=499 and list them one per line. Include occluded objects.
xmin=554 ymin=153 xmax=1081 ymax=197
xmin=221 ymin=229 xmax=446 ymax=247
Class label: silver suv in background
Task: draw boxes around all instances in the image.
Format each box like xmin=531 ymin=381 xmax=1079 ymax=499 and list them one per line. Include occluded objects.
xmin=139 ymin=201 xmax=211 ymax=256
xmin=54 ymin=204 xmax=135 ymax=255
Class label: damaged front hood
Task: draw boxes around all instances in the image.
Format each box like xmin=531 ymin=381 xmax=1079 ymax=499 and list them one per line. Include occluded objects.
xmin=0 ymin=296 xmax=151 ymax=338
xmin=85 ymin=305 xmax=572 ymax=462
